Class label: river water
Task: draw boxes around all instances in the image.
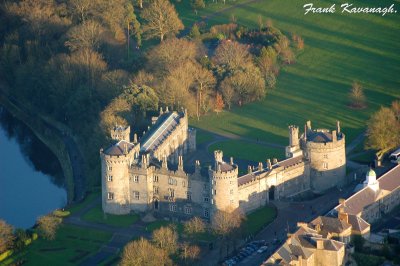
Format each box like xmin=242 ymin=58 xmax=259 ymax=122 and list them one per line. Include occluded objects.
xmin=0 ymin=107 xmax=67 ymax=229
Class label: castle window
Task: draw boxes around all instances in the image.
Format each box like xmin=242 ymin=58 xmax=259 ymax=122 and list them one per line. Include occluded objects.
xmin=324 ymin=154 xmax=328 ymax=159
xmin=134 ymin=175 xmax=139 ymax=182
xmin=187 ymin=192 xmax=192 ymax=201
xmin=107 ymin=192 xmax=114 ymax=200
xmin=107 ymin=165 xmax=112 ymax=171
xmin=182 ymin=181 xmax=186 ymax=187
xmin=168 ymin=178 xmax=176 ymax=185
xmin=153 ymin=176 xmax=159 ymax=183
xmin=204 ymin=208 xmax=209 ymax=218
xmin=169 ymin=204 xmax=177 ymax=212
xmin=133 ymin=191 xmax=140 ymax=200
xmin=154 ymin=186 xmax=159 ymax=195
xmin=184 ymin=206 xmax=192 ymax=215
xmin=213 ymin=189 xmax=217 ymax=195
xmin=323 ymin=162 xmax=328 ymax=169
xmin=204 ymin=197 xmax=209 ymax=203
xmin=107 ymin=175 xmax=113 ymax=182
xmin=168 ymin=188 xmax=175 ymax=198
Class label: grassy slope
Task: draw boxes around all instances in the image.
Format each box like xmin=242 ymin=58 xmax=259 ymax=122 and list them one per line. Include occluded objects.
xmin=177 ymin=0 xmax=400 ymax=146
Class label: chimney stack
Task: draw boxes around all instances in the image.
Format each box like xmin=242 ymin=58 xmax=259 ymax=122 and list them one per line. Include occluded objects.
xmin=258 ymin=162 xmax=263 ymax=171
xmin=178 ymin=155 xmax=183 ymax=170
xmin=230 ymin=157 xmax=234 ymax=165
xmin=248 ymin=165 xmax=252 ymax=174
xmin=267 ymin=159 xmax=272 ymax=169
xmin=133 ymin=133 xmax=138 ymax=143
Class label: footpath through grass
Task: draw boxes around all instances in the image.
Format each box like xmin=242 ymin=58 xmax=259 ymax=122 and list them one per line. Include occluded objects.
xmin=4 ymin=224 xmax=112 ymax=266
xmin=188 ymin=0 xmax=400 ymax=147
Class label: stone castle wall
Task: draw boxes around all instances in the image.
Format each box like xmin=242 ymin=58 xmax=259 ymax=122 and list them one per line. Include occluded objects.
xmin=303 ymin=134 xmax=346 ymax=193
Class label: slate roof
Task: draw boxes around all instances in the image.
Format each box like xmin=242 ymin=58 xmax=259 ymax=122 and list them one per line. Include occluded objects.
xmin=104 ymin=140 xmax=135 ymax=156
xmin=140 ymin=111 xmax=181 ymax=153
xmin=348 ymin=214 xmax=370 ymax=233
xmin=336 ymin=165 xmax=400 ymax=215
xmin=310 ymin=216 xmax=351 ymax=235
xmin=307 ymin=131 xmax=333 ymax=143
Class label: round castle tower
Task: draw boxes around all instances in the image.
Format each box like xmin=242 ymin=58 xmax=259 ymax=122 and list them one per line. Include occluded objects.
xmin=101 ymin=126 xmax=139 ymax=214
xmin=301 ymin=121 xmax=346 ymax=193
xmin=209 ymin=150 xmax=239 ymax=213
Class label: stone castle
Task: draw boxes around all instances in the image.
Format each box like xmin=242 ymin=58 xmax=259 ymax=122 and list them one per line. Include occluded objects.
xmin=100 ymin=109 xmax=346 ymax=219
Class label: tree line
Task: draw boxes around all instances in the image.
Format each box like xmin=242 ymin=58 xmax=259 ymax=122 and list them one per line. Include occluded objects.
xmin=0 ymin=0 xmax=302 ymax=186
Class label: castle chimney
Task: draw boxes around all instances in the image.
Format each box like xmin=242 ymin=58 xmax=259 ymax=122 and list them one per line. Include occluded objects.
xmin=258 ymin=162 xmax=263 ymax=171
xmin=162 ymin=154 xmax=168 ymax=169
xmin=332 ymin=130 xmax=337 ymax=142
xmin=248 ymin=165 xmax=252 ymax=174
xmin=141 ymin=155 xmax=147 ymax=168
xmin=133 ymin=133 xmax=138 ymax=143
xmin=273 ymin=158 xmax=278 ymax=165
xmin=339 ymin=198 xmax=346 ymax=205
xmin=306 ymin=120 xmax=312 ymax=130
xmin=316 ymin=239 xmax=324 ymax=250
xmin=267 ymin=159 xmax=272 ymax=169
xmin=195 ymin=160 xmax=200 ymax=173
xmin=230 ymin=157 xmax=234 ymax=165
xmin=184 ymin=108 xmax=188 ymax=115
xmin=336 ymin=120 xmax=341 ymax=134
xmin=148 ymin=126 xmax=150 ymax=130
xmin=124 ymin=144 xmax=128 ymax=154
xmin=178 ymin=155 xmax=183 ymax=170
xmin=160 ymin=107 xmax=164 ymax=115
xmin=338 ymin=208 xmax=348 ymax=224
xmin=304 ymin=124 xmax=307 ymax=141
xmin=166 ymin=106 xmax=169 ymax=112
xmin=143 ymin=131 xmax=146 ymax=136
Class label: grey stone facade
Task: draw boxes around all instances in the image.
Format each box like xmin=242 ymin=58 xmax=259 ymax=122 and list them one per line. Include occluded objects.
xmin=101 ymin=114 xmax=347 ymax=219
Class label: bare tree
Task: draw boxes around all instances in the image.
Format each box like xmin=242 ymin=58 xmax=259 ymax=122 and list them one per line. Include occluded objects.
xmin=0 ymin=220 xmax=14 ymax=253
xmin=221 ymin=84 xmax=234 ymax=110
xmin=65 ymin=20 xmax=103 ymax=52
xmin=121 ymin=237 xmax=172 ymax=266
xmin=141 ymin=0 xmax=184 ymax=42
xmin=69 ymin=0 xmax=95 ymax=22
xmin=37 ymin=215 xmax=62 ymax=240
xmin=213 ymin=40 xmax=251 ymax=72
xmin=349 ymin=81 xmax=366 ymax=108
xmin=212 ymin=208 xmax=245 ymax=258
xmin=192 ymin=63 xmax=216 ymax=120
xmin=184 ymin=217 xmax=206 ymax=236
xmin=152 ymin=225 xmax=178 ymax=254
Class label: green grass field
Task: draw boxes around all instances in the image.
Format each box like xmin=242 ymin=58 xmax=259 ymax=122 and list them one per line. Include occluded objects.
xmin=208 ymin=140 xmax=285 ymax=162
xmin=244 ymin=206 xmax=277 ymax=235
xmin=82 ymin=205 xmax=139 ymax=227
xmin=183 ymin=0 xmax=400 ymax=147
xmin=3 ymin=225 xmax=112 ymax=266
xmin=66 ymin=190 xmax=100 ymax=215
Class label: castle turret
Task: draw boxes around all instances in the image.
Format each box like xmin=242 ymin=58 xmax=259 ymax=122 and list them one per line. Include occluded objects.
xmin=101 ymin=140 xmax=136 ymax=214
xmin=286 ymin=125 xmax=302 ymax=158
xmin=209 ymin=150 xmax=239 ymax=215
xmin=301 ymin=121 xmax=346 ymax=193
xmin=111 ymin=125 xmax=130 ymax=142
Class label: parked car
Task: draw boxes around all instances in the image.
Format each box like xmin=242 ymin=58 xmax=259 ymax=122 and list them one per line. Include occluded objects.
xmin=257 ymin=246 xmax=269 ymax=253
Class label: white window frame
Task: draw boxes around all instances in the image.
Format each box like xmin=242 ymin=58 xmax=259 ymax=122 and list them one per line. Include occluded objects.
xmin=107 ymin=175 xmax=113 ymax=182
xmin=133 ymin=191 xmax=140 ymax=200
xmin=154 ymin=175 xmax=159 ymax=182
xmin=184 ymin=206 xmax=192 ymax=215
xmin=154 ymin=186 xmax=159 ymax=194
xmin=134 ymin=175 xmax=139 ymax=183
xmin=107 ymin=192 xmax=114 ymax=200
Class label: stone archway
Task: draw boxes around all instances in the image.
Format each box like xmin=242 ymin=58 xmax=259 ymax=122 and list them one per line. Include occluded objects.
xmin=269 ymin=186 xmax=275 ymax=201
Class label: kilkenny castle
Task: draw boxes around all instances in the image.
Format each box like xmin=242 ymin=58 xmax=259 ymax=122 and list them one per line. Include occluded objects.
xmin=100 ymin=108 xmax=346 ymax=219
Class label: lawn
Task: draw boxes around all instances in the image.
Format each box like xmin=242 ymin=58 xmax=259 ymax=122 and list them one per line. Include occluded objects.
xmin=208 ymin=140 xmax=285 ymax=162
xmin=351 ymin=150 xmax=376 ymax=164
xmin=185 ymin=0 xmax=400 ymax=147
xmin=3 ymin=224 xmax=112 ymax=266
xmin=82 ymin=205 xmax=139 ymax=227
xmin=196 ymin=129 xmax=215 ymax=145
xmin=244 ymin=206 xmax=277 ymax=235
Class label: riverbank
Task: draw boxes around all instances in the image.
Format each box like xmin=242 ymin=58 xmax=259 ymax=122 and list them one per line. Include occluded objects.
xmin=0 ymin=84 xmax=85 ymax=203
